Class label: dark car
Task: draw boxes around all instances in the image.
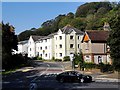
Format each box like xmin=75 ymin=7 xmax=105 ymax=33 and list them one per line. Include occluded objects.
xmin=56 ymin=71 xmax=92 ymax=83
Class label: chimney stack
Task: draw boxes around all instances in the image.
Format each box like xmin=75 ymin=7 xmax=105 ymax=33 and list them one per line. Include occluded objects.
xmin=103 ymin=22 xmax=110 ymax=31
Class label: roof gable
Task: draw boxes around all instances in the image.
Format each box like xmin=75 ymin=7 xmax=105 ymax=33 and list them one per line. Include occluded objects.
xmin=57 ymin=29 xmax=63 ymax=34
xmin=83 ymin=34 xmax=89 ymax=42
xmin=61 ymin=25 xmax=84 ymax=34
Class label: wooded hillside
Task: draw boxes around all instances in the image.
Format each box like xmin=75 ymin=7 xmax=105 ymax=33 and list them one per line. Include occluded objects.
xmin=18 ymin=2 xmax=120 ymax=41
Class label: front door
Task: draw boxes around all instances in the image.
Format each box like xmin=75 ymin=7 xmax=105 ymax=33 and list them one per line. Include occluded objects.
xmin=98 ymin=56 xmax=102 ymax=64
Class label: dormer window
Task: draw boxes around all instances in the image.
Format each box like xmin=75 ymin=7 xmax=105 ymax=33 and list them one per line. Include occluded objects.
xmin=45 ymin=39 xmax=47 ymax=42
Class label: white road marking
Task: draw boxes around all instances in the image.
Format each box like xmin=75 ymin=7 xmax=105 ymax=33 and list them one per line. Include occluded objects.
xmin=3 ymin=82 xmax=10 ymax=84
xmin=31 ymin=63 xmax=50 ymax=82
xmin=30 ymin=62 xmax=65 ymax=83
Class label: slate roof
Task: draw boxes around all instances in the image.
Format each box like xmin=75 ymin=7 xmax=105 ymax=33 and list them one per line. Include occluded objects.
xmin=30 ymin=25 xmax=84 ymax=42
xmin=38 ymin=32 xmax=57 ymax=40
xmin=83 ymin=30 xmax=109 ymax=43
xmin=31 ymin=35 xmax=45 ymax=41
xmin=47 ymin=32 xmax=57 ymax=37
xmin=61 ymin=25 xmax=84 ymax=34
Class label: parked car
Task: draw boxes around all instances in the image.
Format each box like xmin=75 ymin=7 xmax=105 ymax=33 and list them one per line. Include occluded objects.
xmin=56 ymin=71 xmax=92 ymax=83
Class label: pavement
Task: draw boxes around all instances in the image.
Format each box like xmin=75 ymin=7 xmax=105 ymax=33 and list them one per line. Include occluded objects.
xmin=83 ymin=70 xmax=120 ymax=82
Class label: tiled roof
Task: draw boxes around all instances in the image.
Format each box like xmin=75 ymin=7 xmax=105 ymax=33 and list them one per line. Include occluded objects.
xmin=85 ymin=30 xmax=109 ymax=42
xmin=61 ymin=25 xmax=84 ymax=34
xmin=31 ymin=35 xmax=45 ymax=41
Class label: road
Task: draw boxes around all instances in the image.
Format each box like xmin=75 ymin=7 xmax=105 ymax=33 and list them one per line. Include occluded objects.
xmin=2 ymin=61 xmax=120 ymax=90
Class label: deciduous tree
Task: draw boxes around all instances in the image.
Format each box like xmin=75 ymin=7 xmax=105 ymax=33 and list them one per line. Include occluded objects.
xmin=107 ymin=11 xmax=120 ymax=71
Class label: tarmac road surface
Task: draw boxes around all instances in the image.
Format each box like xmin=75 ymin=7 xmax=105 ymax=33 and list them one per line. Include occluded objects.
xmin=2 ymin=61 xmax=120 ymax=90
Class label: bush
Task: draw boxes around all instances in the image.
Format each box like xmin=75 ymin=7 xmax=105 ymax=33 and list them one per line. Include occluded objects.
xmin=95 ymin=63 xmax=114 ymax=73
xmin=37 ymin=57 xmax=42 ymax=60
xmin=2 ymin=53 xmax=29 ymax=71
xmin=83 ymin=62 xmax=96 ymax=70
xmin=2 ymin=53 xmax=12 ymax=70
xmin=63 ymin=56 xmax=70 ymax=61
xmin=52 ymin=56 xmax=55 ymax=61
xmin=32 ymin=56 xmax=38 ymax=60
xmin=100 ymin=64 xmax=114 ymax=73
xmin=94 ymin=62 xmax=104 ymax=69
xmin=54 ymin=59 xmax=62 ymax=62
xmin=80 ymin=62 xmax=96 ymax=69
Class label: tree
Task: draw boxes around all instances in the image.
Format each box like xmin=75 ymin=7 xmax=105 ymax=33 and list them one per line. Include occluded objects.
xmin=2 ymin=22 xmax=18 ymax=54
xmin=58 ymin=17 xmax=73 ymax=28
xmin=75 ymin=2 xmax=112 ymax=17
xmin=2 ymin=22 xmax=18 ymax=70
xmin=73 ymin=51 xmax=84 ymax=70
xmin=67 ymin=12 xmax=74 ymax=19
xmin=70 ymin=18 xmax=86 ymax=31
xmin=18 ymin=2 xmax=120 ymax=41
xmin=107 ymin=11 xmax=120 ymax=71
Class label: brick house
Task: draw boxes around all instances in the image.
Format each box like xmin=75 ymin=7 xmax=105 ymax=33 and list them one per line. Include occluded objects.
xmin=81 ymin=30 xmax=112 ymax=64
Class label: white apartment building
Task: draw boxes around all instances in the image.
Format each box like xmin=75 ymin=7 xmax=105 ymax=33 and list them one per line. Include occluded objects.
xmin=54 ymin=25 xmax=84 ymax=59
xmin=17 ymin=40 xmax=28 ymax=54
xmin=18 ymin=25 xmax=84 ymax=60
xmin=13 ymin=40 xmax=28 ymax=55
xmin=28 ymin=35 xmax=44 ymax=57
xmin=36 ymin=33 xmax=55 ymax=60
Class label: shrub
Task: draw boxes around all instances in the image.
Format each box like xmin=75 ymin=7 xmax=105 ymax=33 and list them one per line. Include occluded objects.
xmin=2 ymin=53 xmax=29 ymax=71
xmin=37 ymin=57 xmax=42 ymax=60
xmin=95 ymin=63 xmax=114 ymax=73
xmin=100 ymin=63 xmax=114 ymax=73
xmin=83 ymin=62 xmax=96 ymax=70
xmin=63 ymin=56 xmax=70 ymax=61
xmin=52 ymin=56 xmax=55 ymax=61
xmin=32 ymin=56 xmax=38 ymax=60
xmin=54 ymin=59 xmax=62 ymax=62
